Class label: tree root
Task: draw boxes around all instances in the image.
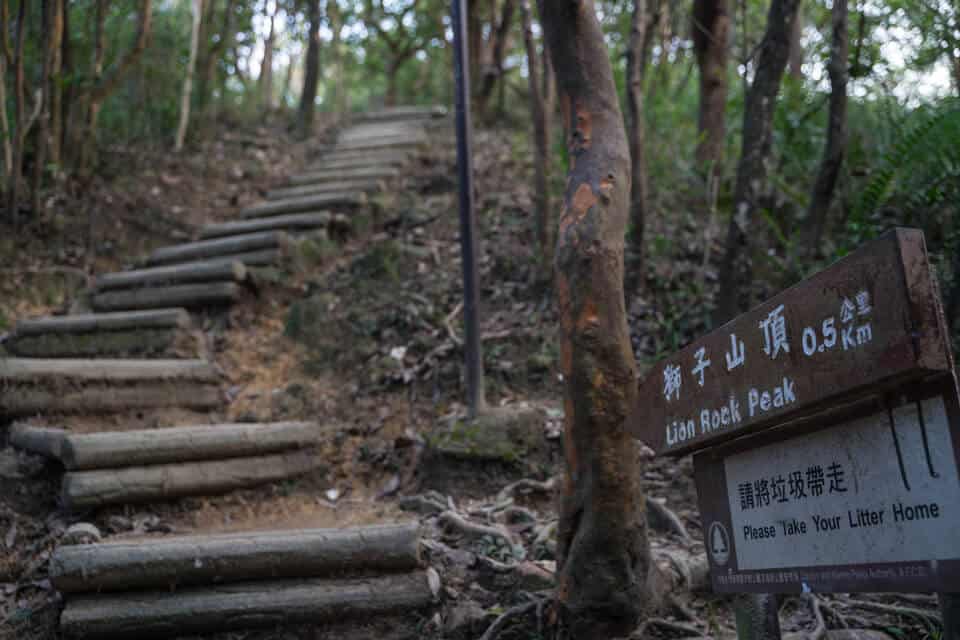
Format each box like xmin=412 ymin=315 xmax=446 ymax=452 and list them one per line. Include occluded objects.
xmin=439 ymin=510 xmax=518 ymax=549
xmin=478 ymin=601 xmax=539 ymax=640
xmin=842 ymin=597 xmax=941 ymax=628
xmin=630 ymin=617 xmax=704 ymax=638
xmin=646 ymin=498 xmax=691 ymax=541
xmin=496 ymin=476 xmax=557 ymax=503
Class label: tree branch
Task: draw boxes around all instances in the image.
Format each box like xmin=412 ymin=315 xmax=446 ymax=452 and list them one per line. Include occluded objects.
xmin=90 ymin=0 xmax=153 ymax=102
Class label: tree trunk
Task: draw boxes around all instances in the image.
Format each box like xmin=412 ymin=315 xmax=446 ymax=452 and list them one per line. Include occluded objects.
xmin=328 ymin=1 xmax=346 ymax=117
xmin=804 ymin=0 xmax=847 ymax=252
xmin=74 ymin=0 xmax=152 ymax=172
xmin=788 ymin=9 xmax=804 ymax=79
xmin=519 ymin=0 xmax=550 ymax=283
xmin=713 ymin=0 xmax=801 ymax=325
xmin=477 ymin=0 xmax=516 ymax=120
xmin=58 ymin=0 xmax=72 ymax=155
xmin=47 ymin=0 xmax=63 ymax=166
xmin=31 ymin=0 xmax=54 ymax=216
xmin=7 ymin=0 xmax=27 ymax=224
xmin=297 ymin=0 xmax=321 ymax=135
xmin=175 ymin=0 xmax=202 ymax=151
xmin=385 ymin=60 xmax=399 ymax=107
xmin=0 ymin=51 xmax=11 ymax=181
xmin=541 ymin=2 xmax=657 ymax=637
xmin=258 ymin=2 xmax=276 ymax=111
xmin=692 ymin=0 xmax=730 ymax=175
xmin=627 ymin=0 xmax=649 ymax=283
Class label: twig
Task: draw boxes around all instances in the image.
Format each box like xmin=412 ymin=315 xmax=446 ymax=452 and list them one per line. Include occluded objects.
xmin=444 ymin=301 xmax=463 ymax=346
xmin=479 ymin=601 xmax=538 ymax=640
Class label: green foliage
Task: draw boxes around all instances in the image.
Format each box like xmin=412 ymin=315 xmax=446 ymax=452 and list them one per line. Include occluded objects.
xmin=847 ymin=101 xmax=960 ymax=246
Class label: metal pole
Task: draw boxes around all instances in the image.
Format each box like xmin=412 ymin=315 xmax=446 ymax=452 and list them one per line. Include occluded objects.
xmin=940 ymin=593 xmax=960 ymax=640
xmin=450 ymin=0 xmax=485 ymax=418
xmin=734 ymin=594 xmax=782 ymax=640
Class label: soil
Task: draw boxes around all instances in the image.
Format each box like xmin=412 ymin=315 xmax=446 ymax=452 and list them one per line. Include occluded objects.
xmin=0 ymin=116 xmax=945 ymax=640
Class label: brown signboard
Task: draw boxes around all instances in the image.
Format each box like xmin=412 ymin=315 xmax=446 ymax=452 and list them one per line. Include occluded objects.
xmin=693 ymin=375 xmax=960 ymax=593
xmin=628 ymin=228 xmax=951 ymax=456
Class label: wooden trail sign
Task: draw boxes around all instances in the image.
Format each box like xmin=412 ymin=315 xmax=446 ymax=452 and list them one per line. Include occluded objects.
xmin=694 ymin=375 xmax=960 ymax=593
xmin=628 ymin=228 xmax=951 ymax=456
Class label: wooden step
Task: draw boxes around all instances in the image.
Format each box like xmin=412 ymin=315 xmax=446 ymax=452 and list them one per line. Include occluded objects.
xmin=94 ymin=260 xmax=246 ymax=291
xmin=91 ymin=281 xmax=242 ymax=312
xmin=305 ymin=154 xmax=411 ymax=172
xmin=285 ymin=166 xmax=400 ymax=187
xmin=198 ymin=212 xmax=334 ymax=240
xmin=12 ymin=309 xmax=190 ymax=334
xmin=266 ymin=179 xmax=384 ymax=201
xmin=326 ymin=136 xmax=426 ymax=153
xmin=51 ymin=523 xmax=421 ymax=592
xmin=358 ymin=106 xmax=447 ymax=122
xmin=240 ymin=193 xmax=365 ymax=220
xmin=146 ymin=231 xmax=289 ymax=267
xmin=59 ymin=571 xmax=439 ymax=638
xmin=11 ymin=421 xmax=324 ymax=470
xmin=62 ymin=449 xmax=321 ymax=508
xmin=0 ymin=358 xmax=221 ymax=416
xmin=5 ymin=309 xmax=197 ymax=358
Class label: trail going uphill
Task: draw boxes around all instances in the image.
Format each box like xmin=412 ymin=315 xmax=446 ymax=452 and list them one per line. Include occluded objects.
xmin=1 ymin=106 xmax=447 ymax=639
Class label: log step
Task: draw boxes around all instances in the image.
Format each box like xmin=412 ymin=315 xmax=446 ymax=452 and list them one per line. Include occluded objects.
xmin=62 ymin=449 xmax=322 ymax=508
xmin=145 ymin=231 xmax=289 ymax=267
xmin=240 ymin=193 xmax=365 ymax=220
xmin=0 ymin=358 xmax=222 ymax=417
xmin=91 ymin=281 xmax=242 ymax=312
xmin=59 ymin=570 xmax=439 ymax=639
xmin=358 ymin=105 xmax=447 ymax=121
xmin=11 ymin=421 xmax=324 ymax=470
xmin=310 ymin=149 xmax=413 ymax=170
xmin=12 ymin=308 xmax=190 ymax=335
xmin=266 ymin=179 xmax=385 ymax=201
xmin=51 ymin=522 xmax=422 ymax=592
xmin=284 ymin=166 xmax=400 ymax=187
xmin=323 ymin=136 xmax=426 ymax=153
xmin=94 ymin=260 xmax=246 ymax=292
xmin=198 ymin=212 xmax=337 ymax=240
xmin=5 ymin=309 xmax=198 ymax=358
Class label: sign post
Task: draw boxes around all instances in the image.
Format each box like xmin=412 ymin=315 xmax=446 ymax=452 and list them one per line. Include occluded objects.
xmin=630 ymin=229 xmax=958 ymax=637
xmin=450 ymin=0 xmax=485 ymax=418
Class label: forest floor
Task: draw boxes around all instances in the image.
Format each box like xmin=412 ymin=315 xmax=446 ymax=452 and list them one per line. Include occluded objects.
xmin=0 ymin=115 xmax=945 ymax=640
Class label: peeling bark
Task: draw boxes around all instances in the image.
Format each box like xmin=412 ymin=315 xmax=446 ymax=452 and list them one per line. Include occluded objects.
xmin=805 ymin=0 xmax=847 ymax=252
xmin=714 ymin=0 xmax=801 ymax=325
xmin=541 ymin=2 xmax=656 ymax=637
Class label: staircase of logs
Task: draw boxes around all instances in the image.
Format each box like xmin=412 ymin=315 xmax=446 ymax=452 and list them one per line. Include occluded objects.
xmin=1 ymin=106 xmax=446 ymax=638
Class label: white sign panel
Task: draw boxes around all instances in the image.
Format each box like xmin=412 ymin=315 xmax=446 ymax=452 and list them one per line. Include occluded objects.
xmin=724 ymin=396 xmax=960 ymax=571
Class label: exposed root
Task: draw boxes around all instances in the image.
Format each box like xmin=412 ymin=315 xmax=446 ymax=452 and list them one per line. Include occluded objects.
xmin=806 ymin=594 xmax=827 ymax=640
xmin=646 ymin=498 xmax=691 ymax=541
xmin=438 ymin=510 xmax=517 ymax=549
xmin=496 ymin=476 xmax=557 ymax=503
xmin=630 ymin=617 xmax=704 ymax=638
xmin=842 ymin=598 xmax=941 ymax=628
xmin=478 ymin=601 xmax=539 ymax=640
